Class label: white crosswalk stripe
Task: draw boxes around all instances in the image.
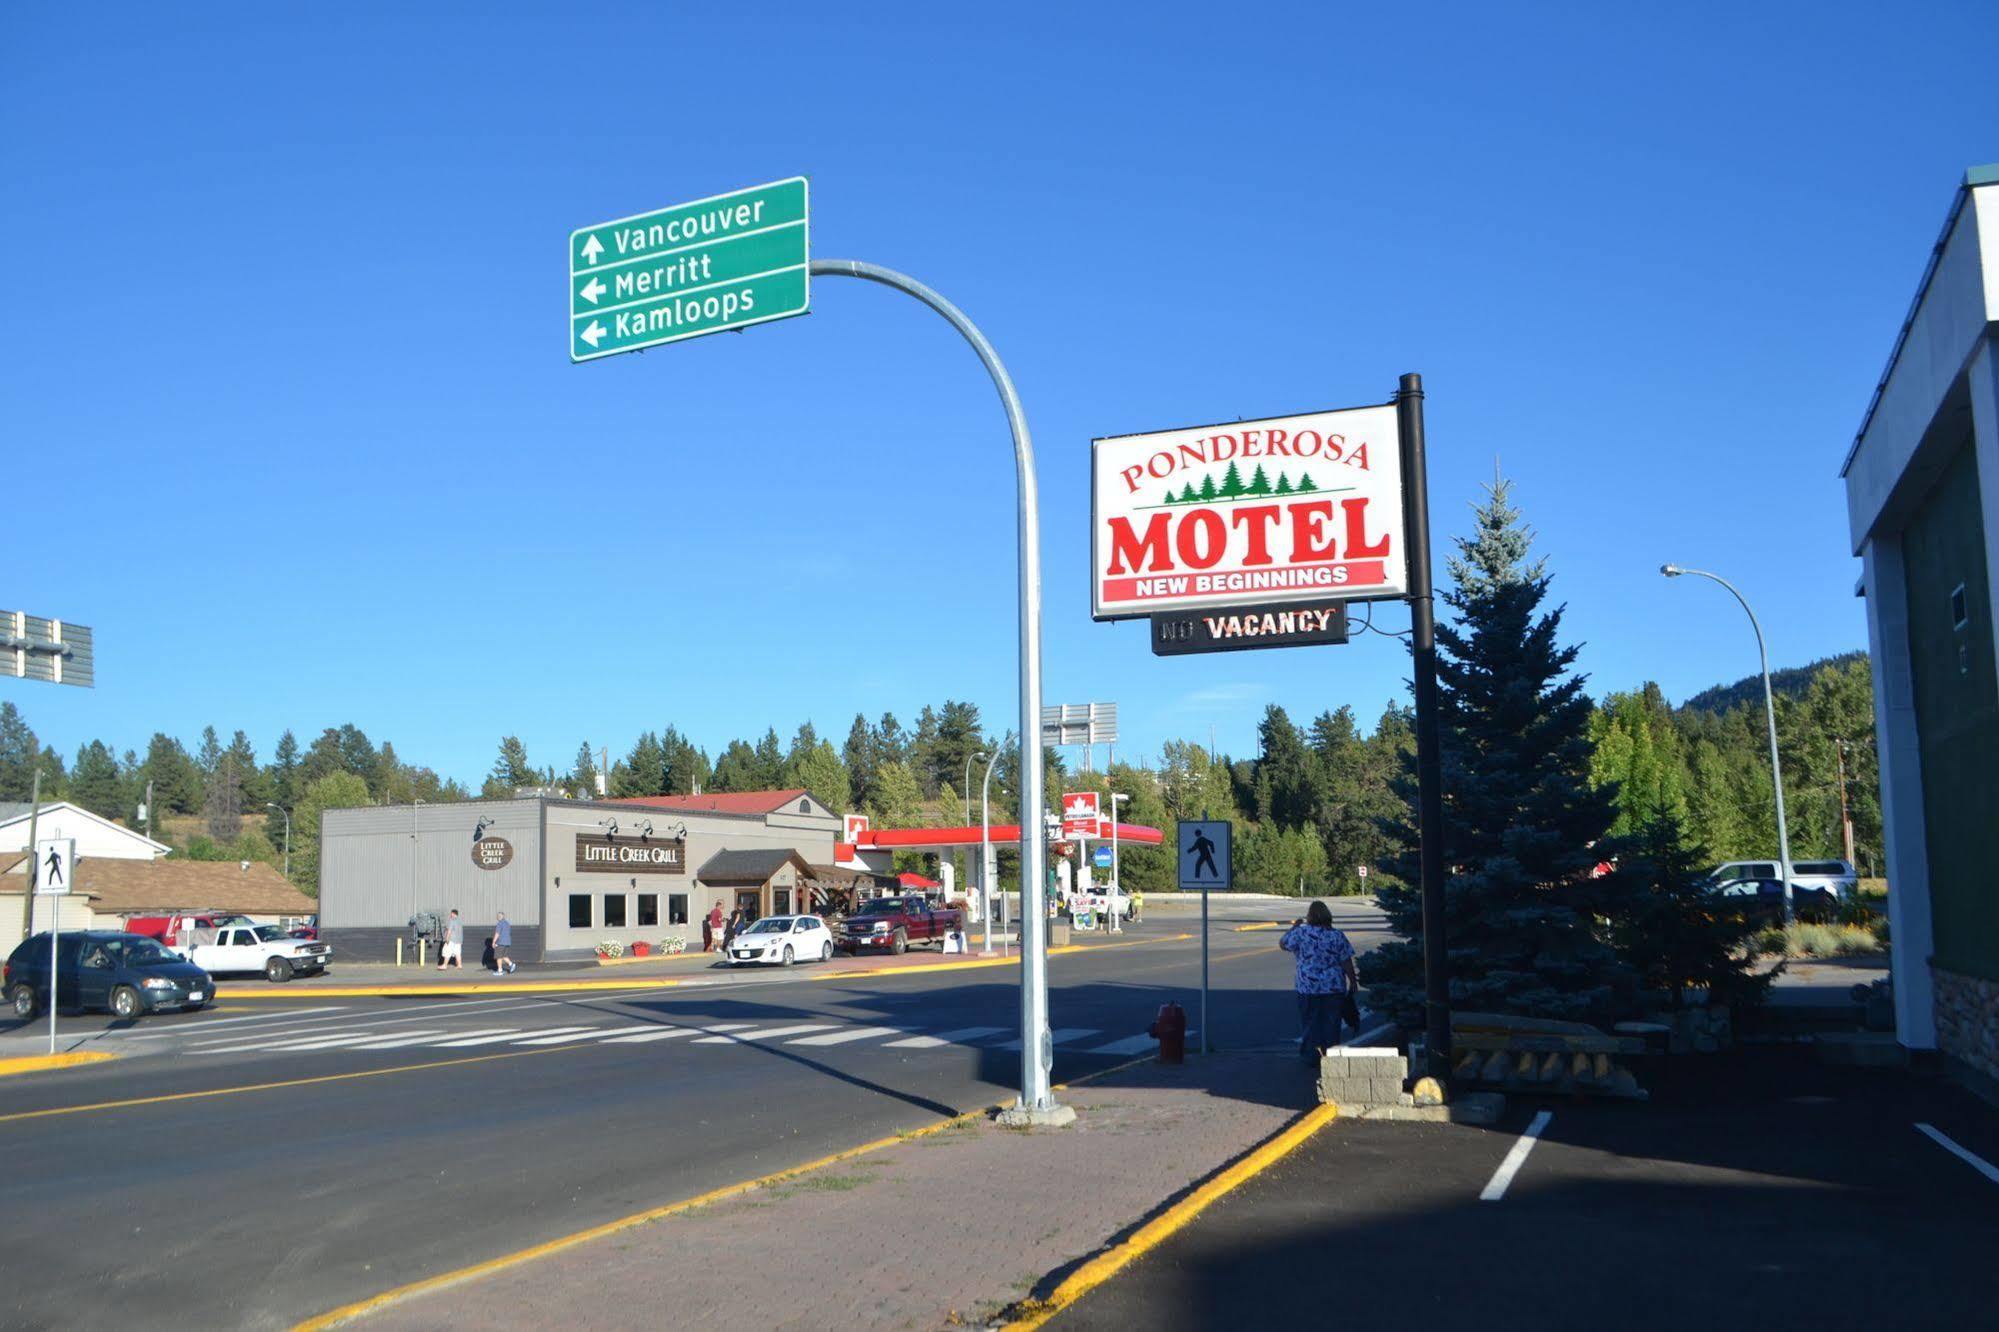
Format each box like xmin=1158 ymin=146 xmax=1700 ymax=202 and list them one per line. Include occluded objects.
xmin=693 ymin=1024 xmax=836 ymax=1044
xmin=349 ymin=1028 xmax=513 ymax=1050
xmin=598 ymin=1028 xmax=700 ymax=1044
xmin=884 ymin=1026 xmax=1007 ymax=1049
xmin=436 ymin=1026 xmax=583 ymax=1048
xmin=993 ymin=1028 xmax=1099 ymax=1051
xmin=229 ymin=1031 xmax=426 ymax=1053
xmin=785 ymin=1026 xmax=904 ymax=1046
xmin=511 ymin=1026 xmax=663 ymax=1045
xmin=1080 ymin=1033 xmax=1161 ymax=1056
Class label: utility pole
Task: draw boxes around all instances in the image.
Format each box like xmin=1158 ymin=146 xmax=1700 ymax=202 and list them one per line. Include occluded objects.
xmin=1835 ymin=738 xmax=1857 ymax=868
xmin=1397 ymin=373 xmax=1451 ymax=1083
xmin=20 ymin=769 xmax=40 ymax=943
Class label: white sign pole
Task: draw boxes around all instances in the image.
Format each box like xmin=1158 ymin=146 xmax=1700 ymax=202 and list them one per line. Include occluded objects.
xmin=36 ymin=838 xmax=74 ymax=1055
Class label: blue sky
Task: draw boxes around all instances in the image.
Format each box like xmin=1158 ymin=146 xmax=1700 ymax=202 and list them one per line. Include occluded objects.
xmin=5 ymin=2 xmax=1994 ymax=787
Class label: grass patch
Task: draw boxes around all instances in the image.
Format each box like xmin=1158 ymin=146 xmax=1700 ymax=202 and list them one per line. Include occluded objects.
xmin=790 ymin=1172 xmax=873 ymax=1193
xmin=1755 ymin=922 xmax=1885 ymax=959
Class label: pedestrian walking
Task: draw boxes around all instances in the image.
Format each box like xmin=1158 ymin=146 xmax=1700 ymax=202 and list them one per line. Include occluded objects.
xmin=1129 ymin=888 xmax=1144 ymax=923
xmin=438 ymin=908 xmax=464 ymax=970
xmin=1279 ymin=900 xmax=1355 ymax=1065
xmin=704 ymin=900 xmax=724 ymax=953
xmin=723 ymin=906 xmax=743 ymax=951
xmin=494 ymin=911 xmax=515 ymax=974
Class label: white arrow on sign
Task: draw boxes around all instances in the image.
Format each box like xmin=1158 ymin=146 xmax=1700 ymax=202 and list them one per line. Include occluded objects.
xmin=580 ymin=321 xmax=606 ymax=348
xmin=580 ymin=277 xmax=606 ymax=304
xmin=580 ymin=234 xmax=604 ymax=265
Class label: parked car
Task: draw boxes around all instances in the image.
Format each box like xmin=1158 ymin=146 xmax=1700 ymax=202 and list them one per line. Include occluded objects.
xmin=1711 ymin=860 xmax=1859 ymax=902
xmin=724 ymin=915 xmax=835 ymax=967
xmin=835 ymin=895 xmax=965 ymax=954
xmin=6 ymin=931 xmax=214 ymax=1020
xmin=123 ymin=913 xmax=255 ymax=946
xmin=1707 ymin=877 xmax=1837 ymax=924
xmin=288 ymin=915 xmax=319 ymax=941
xmin=174 ymin=923 xmax=331 ymax=982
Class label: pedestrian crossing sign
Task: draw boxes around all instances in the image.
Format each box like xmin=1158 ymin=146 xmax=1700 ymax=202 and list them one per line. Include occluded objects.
xmin=1177 ymin=820 xmax=1231 ymax=890
xmin=34 ymin=838 xmax=74 ymax=895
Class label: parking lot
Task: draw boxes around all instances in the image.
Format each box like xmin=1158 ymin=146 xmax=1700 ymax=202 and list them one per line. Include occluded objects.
xmin=1053 ymin=1044 xmax=1999 ymax=1330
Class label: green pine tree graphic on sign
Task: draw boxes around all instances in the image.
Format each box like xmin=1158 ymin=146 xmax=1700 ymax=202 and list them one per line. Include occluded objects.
xmin=1274 ymin=472 xmax=1293 ymax=495
xmin=1247 ymin=464 xmax=1271 ymax=496
xmin=1296 ymin=472 xmax=1319 ymax=493
xmin=1198 ymin=474 xmax=1218 ymax=501
xmin=1219 ymin=462 xmax=1246 ymax=498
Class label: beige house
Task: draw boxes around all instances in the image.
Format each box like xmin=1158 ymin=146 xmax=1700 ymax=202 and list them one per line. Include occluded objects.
xmin=3 ymin=852 xmax=314 ymax=944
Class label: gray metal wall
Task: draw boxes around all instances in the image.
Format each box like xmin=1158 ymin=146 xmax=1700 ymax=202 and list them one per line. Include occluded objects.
xmin=321 ymin=798 xmax=544 ymax=933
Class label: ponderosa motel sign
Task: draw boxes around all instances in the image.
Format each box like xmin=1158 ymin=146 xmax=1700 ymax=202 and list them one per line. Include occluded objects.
xmin=1090 ymin=404 xmax=1407 ymax=619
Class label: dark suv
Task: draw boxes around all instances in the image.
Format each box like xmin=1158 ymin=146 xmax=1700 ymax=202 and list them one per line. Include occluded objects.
xmin=6 ymin=931 xmax=216 ymax=1021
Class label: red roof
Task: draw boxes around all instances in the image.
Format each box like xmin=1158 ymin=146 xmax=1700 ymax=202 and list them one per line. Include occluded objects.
xmin=898 ymin=872 xmax=942 ymax=889
xmin=610 ymin=789 xmax=811 ymax=815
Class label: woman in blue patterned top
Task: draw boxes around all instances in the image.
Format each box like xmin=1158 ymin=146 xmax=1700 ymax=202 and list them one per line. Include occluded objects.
xmin=1280 ymin=900 xmax=1356 ymax=1064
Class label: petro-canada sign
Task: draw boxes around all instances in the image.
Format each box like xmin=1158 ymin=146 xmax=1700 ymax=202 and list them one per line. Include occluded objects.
xmin=1091 ymin=404 xmax=1406 ymax=620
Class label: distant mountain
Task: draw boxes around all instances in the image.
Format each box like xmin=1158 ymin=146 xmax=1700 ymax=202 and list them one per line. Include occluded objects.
xmin=1677 ymin=650 xmax=1867 ymax=717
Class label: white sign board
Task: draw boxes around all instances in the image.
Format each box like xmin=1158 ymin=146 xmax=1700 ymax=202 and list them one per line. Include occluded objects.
xmin=842 ymin=813 xmax=871 ymax=843
xmin=1177 ymin=820 xmax=1232 ymax=890
xmin=1092 ymin=404 xmax=1406 ymax=620
xmin=34 ymin=838 xmax=74 ymax=895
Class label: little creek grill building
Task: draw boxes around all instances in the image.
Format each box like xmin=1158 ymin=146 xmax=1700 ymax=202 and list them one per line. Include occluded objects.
xmin=318 ymin=790 xmax=845 ymax=962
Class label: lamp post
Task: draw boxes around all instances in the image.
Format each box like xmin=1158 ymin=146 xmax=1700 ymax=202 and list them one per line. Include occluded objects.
xmin=970 ymin=750 xmax=990 ymax=953
xmin=1109 ymin=793 xmax=1129 ymax=890
xmin=265 ymin=802 xmax=292 ymax=880
xmin=410 ymin=798 xmax=425 ymax=922
xmin=1662 ymin=564 xmax=1796 ymax=924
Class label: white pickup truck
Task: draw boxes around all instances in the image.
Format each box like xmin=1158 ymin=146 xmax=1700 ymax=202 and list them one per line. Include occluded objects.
xmin=176 ymin=923 xmax=331 ymax=982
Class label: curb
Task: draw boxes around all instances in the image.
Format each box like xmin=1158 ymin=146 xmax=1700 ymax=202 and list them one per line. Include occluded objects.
xmin=999 ymin=1098 xmax=1341 ymax=1330
xmin=0 ymin=1050 xmax=119 ymax=1078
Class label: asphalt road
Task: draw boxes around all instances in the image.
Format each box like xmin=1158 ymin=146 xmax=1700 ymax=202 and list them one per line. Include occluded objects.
xmin=0 ymin=899 xmax=1386 ymax=1329
xmin=1055 ymin=1044 xmax=1999 ymax=1331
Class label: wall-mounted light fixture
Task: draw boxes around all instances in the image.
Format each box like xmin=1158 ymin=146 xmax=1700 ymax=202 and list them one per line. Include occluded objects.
xmin=638 ymin=819 xmax=655 ymax=840
xmin=597 ymin=818 xmax=620 ymax=837
xmin=473 ymin=816 xmax=496 ymax=841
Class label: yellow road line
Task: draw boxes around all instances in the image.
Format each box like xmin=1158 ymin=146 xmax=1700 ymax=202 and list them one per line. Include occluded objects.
xmin=1233 ymin=922 xmax=1284 ymax=932
xmin=0 ymin=1043 xmax=589 ymax=1126
xmin=293 ymin=1101 xmax=1000 ymax=1329
xmin=1001 ymin=1100 xmax=1341 ymax=1330
xmin=818 ymin=932 xmax=1192 ymax=983
xmin=0 ymin=1051 xmax=118 ymax=1078
xmin=218 ymin=933 xmax=1196 ymax=999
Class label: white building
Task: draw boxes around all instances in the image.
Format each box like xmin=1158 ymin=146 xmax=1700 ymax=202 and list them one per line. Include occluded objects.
xmin=0 ymin=802 xmax=171 ymax=862
xmin=1842 ymin=164 xmax=1999 ymax=1083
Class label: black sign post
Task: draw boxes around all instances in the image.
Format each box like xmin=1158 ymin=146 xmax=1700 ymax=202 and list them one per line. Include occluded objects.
xmin=1395 ymin=373 xmax=1450 ymax=1082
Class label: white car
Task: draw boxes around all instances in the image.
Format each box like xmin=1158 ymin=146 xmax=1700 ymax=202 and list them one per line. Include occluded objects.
xmin=176 ymin=923 xmax=332 ymax=982
xmin=725 ymin=915 xmax=835 ymax=967
xmin=1712 ymin=859 xmax=1859 ymax=901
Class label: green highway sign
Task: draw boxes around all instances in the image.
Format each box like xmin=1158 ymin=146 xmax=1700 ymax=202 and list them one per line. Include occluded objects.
xmin=569 ymin=177 xmax=809 ymax=362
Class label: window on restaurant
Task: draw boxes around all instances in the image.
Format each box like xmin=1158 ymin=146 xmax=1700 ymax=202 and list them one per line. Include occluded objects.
xmin=604 ymin=894 xmax=628 ymax=928
xmin=568 ymin=894 xmax=591 ymax=929
xmin=669 ymin=893 xmax=689 ymax=925
xmin=773 ymin=888 xmax=792 ymax=915
xmin=638 ymin=894 xmax=659 ymax=927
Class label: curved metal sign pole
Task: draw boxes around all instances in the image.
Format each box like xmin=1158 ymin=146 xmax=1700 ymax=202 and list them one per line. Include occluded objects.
xmin=810 ymin=260 xmax=1060 ymax=1119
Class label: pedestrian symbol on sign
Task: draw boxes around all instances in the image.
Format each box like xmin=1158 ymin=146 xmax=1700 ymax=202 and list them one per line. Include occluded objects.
xmin=1176 ymin=820 xmax=1232 ymax=890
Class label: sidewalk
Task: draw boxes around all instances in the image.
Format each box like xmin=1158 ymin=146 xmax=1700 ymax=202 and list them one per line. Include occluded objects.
xmin=340 ymin=1052 xmax=1321 ymax=1330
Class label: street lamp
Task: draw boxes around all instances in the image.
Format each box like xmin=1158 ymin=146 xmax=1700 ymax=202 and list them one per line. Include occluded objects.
xmin=265 ymin=802 xmax=292 ymax=880
xmin=1661 ymin=563 xmax=1796 ymax=924
xmin=969 ymin=751 xmax=990 ymax=953
xmin=1109 ymin=793 xmax=1129 ymax=892
xmin=411 ymin=798 xmax=425 ymax=921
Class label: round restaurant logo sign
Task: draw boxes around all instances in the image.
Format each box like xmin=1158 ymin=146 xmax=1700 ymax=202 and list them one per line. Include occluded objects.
xmin=472 ymin=836 xmax=514 ymax=870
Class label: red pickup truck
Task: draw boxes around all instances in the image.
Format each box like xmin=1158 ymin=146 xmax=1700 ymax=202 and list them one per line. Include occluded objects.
xmin=835 ymin=896 xmax=965 ymax=955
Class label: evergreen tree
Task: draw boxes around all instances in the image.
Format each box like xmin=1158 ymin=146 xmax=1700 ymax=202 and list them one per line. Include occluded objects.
xmin=570 ymin=742 xmax=601 ymax=798
xmin=1274 ymin=473 xmax=1293 ymax=495
xmin=911 ymin=706 xmax=943 ymax=795
xmin=752 ymin=727 xmax=786 ymax=788
xmin=1178 ymin=482 xmax=1198 ymax=503
xmin=1364 ymin=476 xmax=1625 ymax=1024
xmin=660 ymin=727 xmax=709 ymax=795
xmin=790 ymin=740 xmax=852 ymax=812
xmin=1198 ymin=474 xmax=1218 ymax=501
xmin=1247 ymin=464 xmax=1272 ymax=496
xmin=1219 ymin=462 xmax=1246 ymax=498
xmin=291 ymin=771 xmax=372 ymax=894
xmin=1609 ymin=809 xmax=1770 ymax=1010
xmin=1251 ymin=705 xmax=1320 ymax=829
xmin=226 ymin=731 xmax=266 ymax=807
xmin=140 ymin=733 xmax=204 ymax=814
xmin=195 ymin=726 xmax=223 ymax=780
xmin=0 ymin=702 xmax=37 ymax=801
xmin=484 ymin=736 xmax=537 ymax=798
xmin=612 ymin=732 xmax=666 ymax=797
xmin=71 ymin=741 xmax=123 ymax=817
xmin=843 ymin=714 xmax=876 ymax=811
xmin=1588 ymin=684 xmax=1687 ymax=835
xmin=270 ymin=730 xmax=301 ymax=807
xmin=711 ymin=739 xmax=763 ymax=792
xmin=337 ymin=724 xmax=383 ymax=796
xmin=1295 ymin=473 xmax=1318 ymax=493
xmin=33 ymin=745 xmax=66 ymax=800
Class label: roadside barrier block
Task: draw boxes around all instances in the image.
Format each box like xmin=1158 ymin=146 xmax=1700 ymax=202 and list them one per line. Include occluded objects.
xmin=1318 ymin=1048 xmax=1407 ymax=1108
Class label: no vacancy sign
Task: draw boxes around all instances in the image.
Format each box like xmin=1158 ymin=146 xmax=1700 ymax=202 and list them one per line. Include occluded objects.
xmin=1092 ymin=404 xmax=1406 ymax=620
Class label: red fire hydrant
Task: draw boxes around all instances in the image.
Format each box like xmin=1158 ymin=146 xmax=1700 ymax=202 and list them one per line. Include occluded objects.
xmin=1149 ymin=1002 xmax=1187 ymax=1065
